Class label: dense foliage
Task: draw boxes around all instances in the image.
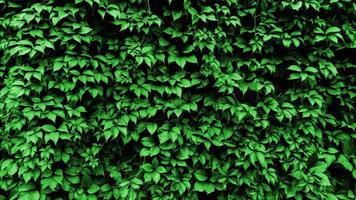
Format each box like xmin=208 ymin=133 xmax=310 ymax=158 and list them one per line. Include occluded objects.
xmin=0 ymin=0 xmax=355 ymax=199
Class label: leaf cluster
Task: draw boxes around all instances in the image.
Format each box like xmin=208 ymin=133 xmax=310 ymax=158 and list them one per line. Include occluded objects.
xmin=0 ymin=0 xmax=355 ymax=200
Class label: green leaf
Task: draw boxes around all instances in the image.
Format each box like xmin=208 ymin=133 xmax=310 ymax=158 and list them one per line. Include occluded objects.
xmin=315 ymin=173 xmax=331 ymax=186
xmin=147 ymin=123 xmax=158 ymax=134
xmin=175 ymin=57 xmax=186 ymax=68
xmin=291 ymin=1 xmax=302 ymax=10
xmin=152 ymin=172 xmax=160 ymax=183
xmin=53 ymin=62 xmax=63 ymax=71
xmin=338 ymin=155 xmax=353 ymax=171
xmin=249 ymin=81 xmax=263 ymax=91
xmin=159 ymin=38 xmax=169 ymax=46
xmin=287 ymin=65 xmax=302 ymax=72
xmin=10 ymin=86 xmax=25 ymax=98
xmin=177 ymin=148 xmax=190 ymax=160
xmin=194 ymin=170 xmax=208 ymax=181
xmin=326 ymin=27 xmax=341 ymax=34
xmin=45 ymin=132 xmax=60 ymax=144
xmin=305 ymin=67 xmax=318 ymax=73
xmin=19 ymin=183 xmax=36 ymax=192
xmin=42 ymin=124 xmax=56 ymax=132
xmin=194 ymin=182 xmax=215 ymax=193
xmin=19 ymin=191 xmax=40 ymax=200
xmin=47 ymin=112 xmax=57 ymax=122
xmin=257 ymin=152 xmax=267 ymax=168
xmin=158 ymin=132 xmax=170 ymax=143
xmin=172 ymin=11 xmax=182 ymax=21
xmin=80 ymin=27 xmax=93 ymax=34
xmin=88 ymin=184 xmax=100 ymax=194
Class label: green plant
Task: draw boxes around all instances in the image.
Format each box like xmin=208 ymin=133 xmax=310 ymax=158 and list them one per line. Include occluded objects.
xmin=0 ymin=0 xmax=355 ymax=199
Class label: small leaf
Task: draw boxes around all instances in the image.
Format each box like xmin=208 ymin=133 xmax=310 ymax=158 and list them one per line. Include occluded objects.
xmin=175 ymin=57 xmax=186 ymax=68
xmin=194 ymin=170 xmax=208 ymax=181
xmin=88 ymin=184 xmax=100 ymax=194
xmin=326 ymin=27 xmax=341 ymax=34
xmin=53 ymin=62 xmax=63 ymax=71
xmin=147 ymin=123 xmax=158 ymax=134
xmin=186 ymin=55 xmax=197 ymax=63
xmin=287 ymin=65 xmax=302 ymax=72
xmin=42 ymin=124 xmax=56 ymax=132
xmin=305 ymin=67 xmax=318 ymax=73
xmin=338 ymin=155 xmax=353 ymax=171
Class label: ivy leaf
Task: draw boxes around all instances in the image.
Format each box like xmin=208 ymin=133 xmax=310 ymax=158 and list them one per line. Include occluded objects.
xmin=158 ymin=132 xmax=170 ymax=143
xmin=326 ymin=27 xmax=341 ymax=34
xmin=88 ymin=184 xmax=100 ymax=194
xmin=47 ymin=112 xmax=57 ymax=122
xmin=287 ymin=65 xmax=302 ymax=72
xmin=194 ymin=182 xmax=215 ymax=193
xmin=42 ymin=124 xmax=56 ymax=132
xmin=186 ymin=55 xmax=198 ymax=63
xmin=175 ymin=57 xmax=186 ymax=68
xmin=45 ymin=132 xmax=60 ymax=144
xmin=257 ymin=152 xmax=267 ymax=168
xmin=147 ymin=123 xmax=158 ymax=134
xmin=194 ymin=170 xmax=208 ymax=181
xmin=177 ymin=148 xmax=190 ymax=160
xmin=53 ymin=62 xmax=63 ymax=71
xmin=337 ymin=155 xmax=353 ymax=171
xmin=79 ymin=27 xmax=93 ymax=34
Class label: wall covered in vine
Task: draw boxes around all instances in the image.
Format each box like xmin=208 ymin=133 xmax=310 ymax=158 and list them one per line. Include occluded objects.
xmin=0 ymin=0 xmax=355 ymax=199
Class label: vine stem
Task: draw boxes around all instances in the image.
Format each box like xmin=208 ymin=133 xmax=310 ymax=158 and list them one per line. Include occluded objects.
xmin=147 ymin=0 xmax=151 ymax=13
xmin=253 ymin=0 xmax=260 ymax=34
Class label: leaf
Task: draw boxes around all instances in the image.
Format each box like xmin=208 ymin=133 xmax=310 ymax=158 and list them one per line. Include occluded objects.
xmin=287 ymin=65 xmax=302 ymax=72
xmin=158 ymin=132 xmax=169 ymax=143
xmin=315 ymin=173 xmax=331 ymax=186
xmin=175 ymin=57 xmax=186 ymax=68
xmin=305 ymin=67 xmax=318 ymax=73
xmin=142 ymin=137 xmax=155 ymax=147
xmin=19 ymin=183 xmax=36 ymax=192
xmin=327 ymin=148 xmax=338 ymax=154
xmin=62 ymin=153 xmax=70 ymax=163
xmin=257 ymin=152 xmax=267 ymax=168
xmin=19 ymin=191 xmax=40 ymax=200
xmin=80 ymin=27 xmax=93 ymax=34
xmin=141 ymin=163 xmax=153 ymax=172
xmin=42 ymin=124 xmax=56 ymax=132
xmin=152 ymin=172 xmax=160 ymax=183
xmin=10 ymin=86 xmax=25 ymax=98
xmin=249 ymin=81 xmax=263 ymax=91
xmin=338 ymin=155 xmax=353 ymax=171
xmin=186 ymin=55 xmax=197 ymax=63
xmin=53 ymin=62 xmax=62 ymax=71
xmin=194 ymin=170 xmax=208 ymax=181
xmin=223 ymin=128 xmax=233 ymax=139
xmin=88 ymin=184 xmax=100 ymax=194
xmin=325 ymin=194 xmax=338 ymax=200
xmin=310 ymin=162 xmax=328 ymax=173
xmin=282 ymin=39 xmax=292 ymax=47
xmin=101 ymin=184 xmax=111 ymax=192
xmin=206 ymin=14 xmax=217 ymax=21
xmin=45 ymin=132 xmax=60 ymax=144
xmin=159 ymin=38 xmax=169 ymax=46
xmin=172 ymin=11 xmax=182 ymax=21
xmin=194 ymin=182 xmax=214 ymax=193
xmin=156 ymin=166 xmax=167 ymax=173
xmin=291 ymin=1 xmax=302 ymax=10
xmin=177 ymin=148 xmax=190 ymax=160
xmin=47 ymin=112 xmax=57 ymax=122
xmin=8 ymin=162 xmax=18 ymax=175
xmin=147 ymin=123 xmax=157 ymax=134
xmin=326 ymin=27 xmax=341 ymax=34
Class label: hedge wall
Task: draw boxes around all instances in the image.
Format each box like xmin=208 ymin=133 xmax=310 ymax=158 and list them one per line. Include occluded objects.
xmin=0 ymin=0 xmax=355 ymax=199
